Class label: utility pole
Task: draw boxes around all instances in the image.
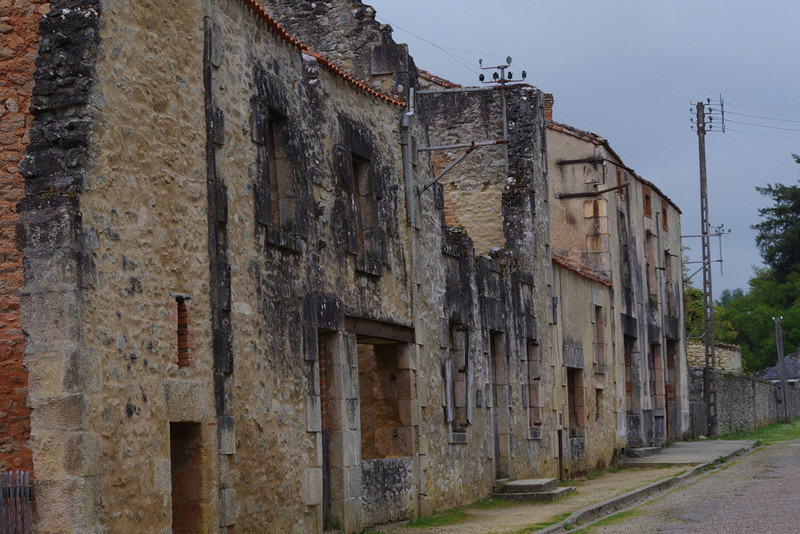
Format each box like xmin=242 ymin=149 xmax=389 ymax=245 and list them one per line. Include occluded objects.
xmin=478 ymin=58 xmax=527 ymax=177
xmin=695 ymin=100 xmax=717 ymax=436
xmin=692 ymin=96 xmax=725 ymax=436
xmin=774 ymin=316 xmax=789 ymax=423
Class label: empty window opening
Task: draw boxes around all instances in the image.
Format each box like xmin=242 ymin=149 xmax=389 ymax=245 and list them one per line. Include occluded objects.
xmin=645 ymin=231 xmax=657 ymax=296
xmin=624 ymin=336 xmax=639 ymax=411
xmin=661 ymin=200 xmax=669 ymax=231
xmin=567 ymin=368 xmax=585 ymax=429
xmin=352 ymin=154 xmax=377 ymax=259
xmin=594 ymin=305 xmax=605 ymax=367
xmin=651 ymin=343 xmax=665 ymax=410
xmin=595 ymin=388 xmax=603 ymax=421
xmin=527 ymin=340 xmax=542 ymax=428
xmin=176 ymin=297 xmax=191 ymax=367
xmin=665 ymin=251 xmax=675 ymax=315
xmin=170 ymin=423 xmax=206 ymax=534
xmin=618 ymin=210 xmax=631 ymax=286
xmin=643 ymin=187 xmax=652 ymax=219
xmin=267 ymin=111 xmax=294 ymax=230
xmin=358 ymin=341 xmax=412 ymax=460
xmin=449 ymin=323 xmax=470 ymax=431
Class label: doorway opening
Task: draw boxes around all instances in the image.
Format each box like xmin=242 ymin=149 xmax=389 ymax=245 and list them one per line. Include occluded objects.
xmin=491 ymin=331 xmax=510 ymax=480
xmin=170 ymin=422 xmax=206 ymax=534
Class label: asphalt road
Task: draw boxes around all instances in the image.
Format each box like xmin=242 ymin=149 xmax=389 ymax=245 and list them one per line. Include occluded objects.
xmin=587 ymin=439 xmax=800 ymax=533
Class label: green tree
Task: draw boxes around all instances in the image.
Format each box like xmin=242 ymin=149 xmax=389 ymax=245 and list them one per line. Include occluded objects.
xmin=684 ymin=283 xmax=736 ymax=342
xmin=752 ymin=154 xmax=800 ymax=282
xmin=715 ymin=269 xmax=800 ymax=372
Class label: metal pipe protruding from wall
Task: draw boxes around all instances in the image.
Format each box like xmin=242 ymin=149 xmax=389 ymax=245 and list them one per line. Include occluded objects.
xmin=401 ymin=87 xmax=416 ymax=227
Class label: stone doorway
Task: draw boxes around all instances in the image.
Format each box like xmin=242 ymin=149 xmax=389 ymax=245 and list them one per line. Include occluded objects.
xmin=490 ymin=331 xmax=510 ymax=480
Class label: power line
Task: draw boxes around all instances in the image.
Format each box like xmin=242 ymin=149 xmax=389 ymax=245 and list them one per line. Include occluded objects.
xmin=726 ymin=128 xmax=800 ymax=141
xmin=726 ymin=111 xmax=800 ymax=124
xmin=375 ymin=16 xmax=481 ymax=75
xmin=726 ymin=119 xmax=800 ymax=133
xmin=438 ymin=45 xmax=507 ymax=60
xmin=726 ymin=101 xmax=800 ymax=116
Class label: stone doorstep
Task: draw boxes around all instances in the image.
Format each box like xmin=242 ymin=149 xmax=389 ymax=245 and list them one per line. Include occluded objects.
xmin=498 ymin=478 xmax=558 ymax=493
xmin=493 ymin=486 xmax=575 ymax=503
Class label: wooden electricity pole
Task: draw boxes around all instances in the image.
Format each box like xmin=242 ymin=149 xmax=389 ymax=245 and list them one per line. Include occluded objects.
xmin=775 ymin=316 xmax=789 ymax=423
xmin=696 ymin=101 xmax=717 ymax=436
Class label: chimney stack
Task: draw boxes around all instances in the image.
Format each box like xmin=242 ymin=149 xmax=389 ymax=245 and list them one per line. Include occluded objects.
xmin=544 ymin=93 xmax=554 ymax=121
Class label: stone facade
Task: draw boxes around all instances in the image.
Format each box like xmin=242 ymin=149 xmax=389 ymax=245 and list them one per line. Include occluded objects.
xmin=0 ymin=0 xmax=48 ymax=474
xmin=6 ymin=0 xmax=691 ymax=532
xmin=546 ymin=105 xmax=689 ymax=449
xmin=686 ymin=341 xmax=742 ymax=373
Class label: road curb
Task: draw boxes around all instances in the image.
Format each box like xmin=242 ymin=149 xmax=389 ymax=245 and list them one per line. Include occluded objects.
xmin=537 ymin=442 xmax=757 ymax=533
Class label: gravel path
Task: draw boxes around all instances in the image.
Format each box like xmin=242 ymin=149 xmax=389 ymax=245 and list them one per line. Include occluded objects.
xmin=586 ymin=440 xmax=800 ymax=533
xmin=380 ymin=465 xmax=687 ymax=534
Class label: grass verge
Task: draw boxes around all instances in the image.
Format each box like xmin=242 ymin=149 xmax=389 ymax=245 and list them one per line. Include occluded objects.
xmin=582 ymin=507 xmax=643 ymax=532
xmin=715 ymin=417 xmax=800 ymax=444
xmin=508 ymin=512 xmax=572 ymax=533
xmin=404 ymin=508 xmax=468 ymax=529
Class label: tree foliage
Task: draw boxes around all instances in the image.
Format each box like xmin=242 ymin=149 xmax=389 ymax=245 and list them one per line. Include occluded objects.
xmin=752 ymin=154 xmax=800 ymax=282
xmin=711 ymin=156 xmax=800 ymax=372
xmin=684 ymin=283 xmax=736 ymax=342
xmin=716 ymin=270 xmax=800 ymax=372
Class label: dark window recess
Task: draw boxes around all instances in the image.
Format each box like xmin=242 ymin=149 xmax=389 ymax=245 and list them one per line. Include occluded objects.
xmin=170 ymin=423 xmax=206 ymax=533
xmin=567 ymin=368 xmax=585 ymax=429
xmin=352 ymin=154 xmax=378 ymax=259
xmin=176 ymin=296 xmax=191 ymax=367
xmin=661 ymin=199 xmax=669 ymax=231
xmin=594 ymin=305 xmax=605 ymax=367
xmin=527 ymin=340 xmax=541 ymax=428
xmin=643 ymin=187 xmax=653 ymax=219
xmin=450 ymin=323 xmax=470 ymax=430
xmin=268 ymin=111 xmax=294 ymax=231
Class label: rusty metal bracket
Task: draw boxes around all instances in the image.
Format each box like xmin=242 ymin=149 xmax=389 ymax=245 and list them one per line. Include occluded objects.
xmin=417 ymin=140 xmax=509 ymax=195
xmin=556 ymin=183 xmax=629 ymax=200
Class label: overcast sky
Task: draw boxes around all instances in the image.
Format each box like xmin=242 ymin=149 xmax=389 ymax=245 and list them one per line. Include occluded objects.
xmin=367 ymin=0 xmax=800 ymax=296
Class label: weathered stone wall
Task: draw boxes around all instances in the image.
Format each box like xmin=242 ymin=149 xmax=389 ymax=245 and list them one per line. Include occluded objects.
xmin=420 ymin=83 xmax=564 ymax=491
xmin=420 ymin=89 xmax=508 ymax=255
xmin=0 ymin=0 xmax=48 ymax=474
xmin=261 ymin=0 xmax=414 ymax=97
xmin=546 ymin=120 xmax=689 ymax=450
xmin=689 ymin=368 xmax=800 ymax=436
xmin=687 ymin=341 xmax=742 ymax=373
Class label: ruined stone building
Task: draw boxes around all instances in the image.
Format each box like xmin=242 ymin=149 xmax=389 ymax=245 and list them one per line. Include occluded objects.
xmin=0 ymin=0 xmax=687 ymax=532
xmin=546 ymin=107 xmax=689 ymax=447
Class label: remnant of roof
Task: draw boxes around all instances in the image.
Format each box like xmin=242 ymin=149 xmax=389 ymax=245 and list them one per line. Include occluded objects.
xmin=239 ymin=0 xmax=405 ymax=107
xmin=418 ymin=69 xmax=462 ymax=89
xmin=552 ymin=253 xmax=613 ymax=287
xmin=547 ymin=119 xmax=681 ymax=214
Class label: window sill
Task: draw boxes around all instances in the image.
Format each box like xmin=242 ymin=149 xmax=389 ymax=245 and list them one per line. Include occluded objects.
xmin=449 ymin=430 xmax=468 ymax=444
